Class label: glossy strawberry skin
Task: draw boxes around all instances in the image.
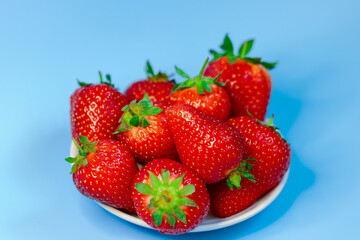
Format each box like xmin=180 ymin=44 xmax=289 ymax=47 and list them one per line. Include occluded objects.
xmin=73 ymin=139 xmax=139 ymax=213
xmin=170 ymin=84 xmax=231 ymax=121
xmin=165 ymin=104 xmax=244 ymax=184
xmin=208 ymin=177 xmax=263 ymax=218
xmin=132 ymin=158 xmax=210 ymax=234
xmin=70 ymin=84 xmax=129 ymax=143
xmin=227 ymin=116 xmax=291 ymax=190
xmin=116 ymin=103 xmax=178 ymax=165
xmin=204 ymin=57 xmax=271 ymax=121
xmin=125 ymin=81 xmax=174 ymax=107
xmin=208 ymin=116 xmax=291 ymax=217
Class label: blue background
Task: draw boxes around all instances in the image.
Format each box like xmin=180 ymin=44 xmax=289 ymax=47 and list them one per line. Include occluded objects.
xmin=1 ymin=0 xmax=359 ymax=239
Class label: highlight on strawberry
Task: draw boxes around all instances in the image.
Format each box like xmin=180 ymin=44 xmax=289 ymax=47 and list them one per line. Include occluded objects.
xmin=114 ymin=93 xmax=177 ymax=164
xmin=125 ymin=61 xmax=175 ymax=107
xmin=66 ymin=136 xmax=139 ymax=213
xmin=132 ymin=159 xmax=210 ymax=234
xmin=170 ymin=58 xmax=231 ymax=121
xmin=204 ymin=34 xmax=277 ymax=120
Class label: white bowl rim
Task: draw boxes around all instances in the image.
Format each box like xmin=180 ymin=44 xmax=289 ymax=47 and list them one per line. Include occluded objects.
xmin=70 ymin=142 xmax=289 ymax=233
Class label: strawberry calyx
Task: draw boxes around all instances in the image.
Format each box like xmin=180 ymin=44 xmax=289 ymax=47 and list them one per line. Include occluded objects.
xmin=171 ymin=58 xmax=225 ymax=95
xmin=77 ymin=71 xmax=115 ymax=88
xmin=209 ymin=34 xmax=277 ymax=70
xmin=264 ymin=114 xmax=280 ymax=132
xmin=247 ymin=111 xmax=283 ymax=137
xmin=135 ymin=169 xmax=198 ymax=228
xmin=65 ymin=136 xmax=98 ymax=174
xmin=227 ymin=158 xmax=257 ymax=190
xmin=145 ymin=60 xmax=174 ymax=83
xmin=113 ymin=93 xmax=163 ymax=133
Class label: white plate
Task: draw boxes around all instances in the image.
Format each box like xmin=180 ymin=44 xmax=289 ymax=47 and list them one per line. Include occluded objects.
xmin=70 ymin=142 xmax=289 ymax=233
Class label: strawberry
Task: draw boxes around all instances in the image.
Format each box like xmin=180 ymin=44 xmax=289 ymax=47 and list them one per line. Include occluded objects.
xmin=208 ymin=176 xmax=263 ymax=218
xmin=170 ymin=58 xmax=230 ymax=121
xmin=132 ymin=158 xmax=209 ymax=234
xmin=66 ymin=136 xmax=139 ymax=213
xmin=70 ymin=72 xmax=129 ymax=143
xmin=165 ymin=104 xmax=245 ymax=184
xmin=125 ymin=61 xmax=174 ymax=107
xmin=204 ymin=34 xmax=277 ymax=121
xmin=114 ymin=93 xmax=177 ymax=165
xmin=208 ymin=115 xmax=291 ymax=217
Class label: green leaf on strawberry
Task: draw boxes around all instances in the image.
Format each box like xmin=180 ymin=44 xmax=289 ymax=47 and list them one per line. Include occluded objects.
xmin=220 ymin=34 xmax=234 ymax=53
xmin=99 ymin=71 xmax=115 ymax=88
xmin=77 ymin=79 xmax=91 ymax=87
xmin=76 ymin=71 xmax=116 ymax=88
xmin=66 ymin=136 xmax=98 ymax=174
xmin=246 ymin=111 xmax=283 ymax=138
xmin=145 ymin=60 xmax=174 ymax=82
xmin=146 ymin=60 xmax=155 ymax=77
xmin=210 ymin=34 xmax=278 ymax=70
xmin=172 ymin=58 xmax=226 ymax=95
xmin=161 ymin=169 xmax=170 ymax=185
xmin=135 ymin=183 xmax=156 ymax=195
xmin=243 ymin=57 xmax=261 ymax=64
xmin=260 ymin=61 xmax=278 ymax=69
xmin=239 ymin=39 xmax=254 ymax=58
xmin=226 ymin=158 xmax=258 ymax=190
xmin=135 ymin=169 xmax=198 ymax=228
xmin=173 ymin=206 xmax=186 ymax=223
xmin=175 ymin=66 xmax=191 ymax=79
xmin=141 ymin=107 xmax=163 ymax=116
xmin=113 ymin=93 xmax=163 ymax=133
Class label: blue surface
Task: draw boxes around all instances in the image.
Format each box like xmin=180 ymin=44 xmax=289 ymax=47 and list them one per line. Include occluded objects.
xmin=1 ymin=0 xmax=359 ymax=239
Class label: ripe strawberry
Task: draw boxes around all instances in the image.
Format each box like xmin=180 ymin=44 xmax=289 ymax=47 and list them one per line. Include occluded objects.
xmin=208 ymin=176 xmax=263 ymax=218
xmin=170 ymin=58 xmax=230 ymax=121
xmin=70 ymin=72 xmax=129 ymax=143
xmin=132 ymin=158 xmax=209 ymax=234
xmin=208 ymin=115 xmax=291 ymax=217
xmin=165 ymin=104 xmax=245 ymax=184
xmin=114 ymin=93 xmax=177 ymax=165
xmin=204 ymin=34 xmax=277 ymax=121
xmin=66 ymin=136 xmax=139 ymax=213
xmin=125 ymin=61 xmax=174 ymax=107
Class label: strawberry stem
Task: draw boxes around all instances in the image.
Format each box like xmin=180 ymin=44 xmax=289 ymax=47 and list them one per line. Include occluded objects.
xmin=72 ymin=137 xmax=86 ymax=156
xmin=172 ymin=58 xmax=224 ymax=95
xmin=67 ymin=136 xmax=97 ymax=174
xmin=267 ymin=114 xmax=275 ymax=127
xmin=99 ymin=71 xmax=103 ymax=84
xmin=198 ymin=57 xmax=209 ymax=79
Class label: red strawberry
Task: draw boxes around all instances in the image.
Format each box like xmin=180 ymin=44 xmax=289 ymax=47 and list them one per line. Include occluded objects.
xmin=70 ymin=72 xmax=129 ymax=143
xmin=170 ymin=58 xmax=230 ymax=121
xmin=125 ymin=61 xmax=174 ymax=107
xmin=204 ymin=35 xmax=276 ymax=121
xmin=66 ymin=136 xmax=139 ymax=213
xmin=208 ymin=176 xmax=262 ymax=218
xmin=114 ymin=93 xmax=177 ymax=165
xmin=132 ymin=158 xmax=209 ymax=234
xmin=208 ymin=115 xmax=291 ymax=217
xmin=165 ymin=104 xmax=245 ymax=184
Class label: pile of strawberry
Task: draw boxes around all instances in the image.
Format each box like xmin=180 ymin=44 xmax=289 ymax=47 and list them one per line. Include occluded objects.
xmin=66 ymin=35 xmax=291 ymax=235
